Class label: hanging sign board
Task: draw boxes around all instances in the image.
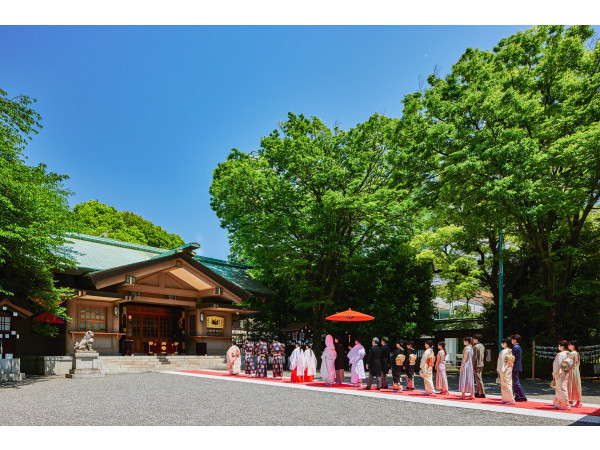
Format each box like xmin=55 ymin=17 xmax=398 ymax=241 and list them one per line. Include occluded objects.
xmin=206 ymin=316 xmax=224 ymax=329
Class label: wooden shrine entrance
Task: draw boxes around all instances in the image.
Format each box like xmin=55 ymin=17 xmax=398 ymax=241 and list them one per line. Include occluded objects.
xmin=123 ymin=304 xmax=184 ymax=354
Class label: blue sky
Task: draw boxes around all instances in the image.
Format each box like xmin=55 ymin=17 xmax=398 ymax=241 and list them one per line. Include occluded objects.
xmin=0 ymin=25 xmax=570 ymax=259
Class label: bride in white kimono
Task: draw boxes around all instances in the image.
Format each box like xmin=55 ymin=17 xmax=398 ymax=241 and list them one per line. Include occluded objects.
xmin=320 ymin=334 xmax=337 ymax=386
xmin=226 ymin=340 xmax=241 ymax=375
xmin=552 ymin=340 xmax=573 ymax=410
xmin=419 ymin=340 xmax=436 ymax=396
xmin=347 ymin=338 xmax=366 ymax=387
xmin=496 ymin=338 xmax=515 ymax=404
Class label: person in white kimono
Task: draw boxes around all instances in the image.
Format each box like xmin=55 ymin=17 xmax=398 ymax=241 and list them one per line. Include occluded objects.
xmin=347 ymin=337 xmax=366 ymax=387
xmin=419 ymin=340 xmax=436 ymax=396
xmin=226 ymin=340 xmax=241 ymax=375
xmin=289 ymin=342 xmax=306 ymax=383
xmin=304 ymin=343 xmax=318 ymax=381
xmin=552 ymin=340 xmax=573 ymax=410
xmin=496 ymin=337 xmax=515 ymax=404
xmin=320 ymin=334 xmax=337 ymax=386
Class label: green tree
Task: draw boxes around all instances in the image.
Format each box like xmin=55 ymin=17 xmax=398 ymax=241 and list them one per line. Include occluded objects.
xmin=398 ymin=25 xmax=600 ymax=339
xmin=210 ymin=113 xmax=414 ymax=353
xmin=331 ymin=237 xmax=434 ymax=342
xmin=1 ymin=88 xmax=76 ymax=336
xmin=73 ymin=199 xmax=185 ymax=249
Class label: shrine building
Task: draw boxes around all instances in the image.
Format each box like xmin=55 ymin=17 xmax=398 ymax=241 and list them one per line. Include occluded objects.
xmin=14 ymin=233 xmax=273 ymax=358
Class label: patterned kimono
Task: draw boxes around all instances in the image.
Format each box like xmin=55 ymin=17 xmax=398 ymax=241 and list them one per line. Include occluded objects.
xmin=226 ymin=344 xmax=241 ymax=375
xmin=348 ymin=343 xmax=366 ymax=385
xmin=419 ymin=348 xmax=436 ymax=395
xmin=552 ymin=350 xmax=573 ymax=409
xmin=404 ymin=349 xmax=416 ymax=389
xmin=435 ymin=349 xmax=448 ymax=392
xmin=568 ymin=351 xmax=582 ymax=404
xmin=497 ymin=348 xmax=515 ymax=404
xmin=270 ymin=342 xmax=285 ymax=378
xmin=255 ymin=341 xmax=268 ymax=378
xmin=242 ymin=341 xmax=255 ymax=376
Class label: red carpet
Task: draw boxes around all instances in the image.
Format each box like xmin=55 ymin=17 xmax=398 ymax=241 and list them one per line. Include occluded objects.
xmin=178 ymin=370 xmax=600 ymax=417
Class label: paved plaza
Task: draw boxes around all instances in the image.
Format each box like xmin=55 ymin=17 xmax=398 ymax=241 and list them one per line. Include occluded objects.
xmin=1 ymin=371 xmax=599 ymax=426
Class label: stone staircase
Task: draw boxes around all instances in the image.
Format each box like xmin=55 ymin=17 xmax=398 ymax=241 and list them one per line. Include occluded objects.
xmin=98 ymin=355 xmax=227 ymax=375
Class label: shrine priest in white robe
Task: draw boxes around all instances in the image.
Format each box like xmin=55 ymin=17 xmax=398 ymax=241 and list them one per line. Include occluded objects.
xmin=226 ymin=340 xmax=241 ymax=375
xmin=289 ymin=342 xmax=306 ymax=383
xmin=348 ymin=338 xmax=366 ymax=387
xmin=320 ymin=334 xmax=337 ymax=385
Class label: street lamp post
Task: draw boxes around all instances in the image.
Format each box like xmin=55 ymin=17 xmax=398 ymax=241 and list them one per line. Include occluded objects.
xmin=498 ymin=221 xmax=504 ymax=352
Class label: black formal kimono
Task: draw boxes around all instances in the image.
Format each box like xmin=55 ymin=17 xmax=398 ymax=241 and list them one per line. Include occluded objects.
xmin=365 ymin=344 xmax=382 ymax=389
xmin=380 ymin=343 xmax=391 ymax=389
xmin=392 ymin=347 xmax=404 ymax=390
xmin=334 ymin=341 xmax=345 ymax=370
xmin=404 ymin=347 xmax=416 ymax=389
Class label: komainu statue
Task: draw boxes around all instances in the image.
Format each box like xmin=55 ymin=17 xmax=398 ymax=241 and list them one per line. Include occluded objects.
xmin=74 ymin=330 xmax=95 ymax=351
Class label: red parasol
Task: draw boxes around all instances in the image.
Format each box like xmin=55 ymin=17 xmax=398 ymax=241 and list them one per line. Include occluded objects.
xmin=32 ymin=312 xmax=65 ymax=324
xmin=325 ymin=308 xmax=374 ymax=322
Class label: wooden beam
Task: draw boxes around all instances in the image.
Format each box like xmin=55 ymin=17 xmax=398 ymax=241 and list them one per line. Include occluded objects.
xmin=119 ymin=284 xmax=199 ymax=299
xmin=94 ymin=260 xmax=178 ymax=289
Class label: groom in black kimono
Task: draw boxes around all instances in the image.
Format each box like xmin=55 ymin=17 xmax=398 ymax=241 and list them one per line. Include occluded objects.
xmin=364 ymin=337 xmax=382 ymax=390
xmin=380 ymin=337 xmax=391 ymax=389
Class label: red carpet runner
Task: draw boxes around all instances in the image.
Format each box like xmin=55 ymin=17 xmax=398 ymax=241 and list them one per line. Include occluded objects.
xmin=178 ymin=369 xmax=600 ymax=417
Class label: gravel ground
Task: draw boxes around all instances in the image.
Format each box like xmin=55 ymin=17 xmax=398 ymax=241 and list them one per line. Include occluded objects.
xmin=1 ymin=371 xmax=598 ymax=426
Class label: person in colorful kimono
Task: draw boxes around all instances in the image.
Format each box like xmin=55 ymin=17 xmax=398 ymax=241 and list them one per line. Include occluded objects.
xmin=392 ymin=340 xmax=405 ymax=392
xmin=320 ymin=334 xmax=337 ymax=385
xmin=348 ymin=337 xmax=366 ymax=387
xmin=304 ymin=343 xmax=317 ymax=381
xmin=552 ymin=340 xmax=573 ymax=410
xmin=289 ymin=342 xmax=306 ymax=383
xmin=242 ymin=337 xmax=255 ymax=377
xmin=510 ymin=334 xmax=527 ymax=402
xmin=403 ymin=341 xmax=416 ymax=390
xmin=419 ymin=340 xmax=436 ymax=396
xmin=496 ymin=338 xmax=515 ymax=404
xmin=435 ymin=341 xmax=449 ymax=395
xmin=568 ymin=340 xmax=582 ymax=408
xmin=255 ymin=336 xmax=268 ymax=378
xmin=269 ymin=336 xmax=285 ymax=379
xmin=226 ymin=339 xmax=241 ymax=375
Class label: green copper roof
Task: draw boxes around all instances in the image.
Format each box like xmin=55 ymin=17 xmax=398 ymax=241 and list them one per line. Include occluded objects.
xmin=53 ymin=233 xmax=274 ymax=297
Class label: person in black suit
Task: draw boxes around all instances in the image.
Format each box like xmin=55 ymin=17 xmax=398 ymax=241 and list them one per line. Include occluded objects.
xmin=511 ymin=334 xmax=527 ymax=401
xmin=404 ymin=340 xmax=416 ymax=389
xmin=364 ymin=337 xmax=382 ymax=390
xmin=334 ymin=335 xmax=346 ymax=385
xmin=380 ymin=336 xmax=391 ymax=389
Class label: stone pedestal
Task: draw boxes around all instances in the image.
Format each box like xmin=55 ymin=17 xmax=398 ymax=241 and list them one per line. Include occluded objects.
xmin=66 ymin=351 xmax=104 ymax=378
xmin=0 ymin=358 xmax=26 ymax=381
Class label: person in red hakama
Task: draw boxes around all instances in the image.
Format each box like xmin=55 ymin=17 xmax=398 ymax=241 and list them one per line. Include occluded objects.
xmin=304 ymin=343 xmax=317 ymax=381
xmin=289 ymin=342 xmax=306 ymax=383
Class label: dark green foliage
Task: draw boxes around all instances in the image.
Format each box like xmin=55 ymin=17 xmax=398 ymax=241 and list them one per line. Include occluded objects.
xmin=73 ymin=199 xmax=185 ymax=249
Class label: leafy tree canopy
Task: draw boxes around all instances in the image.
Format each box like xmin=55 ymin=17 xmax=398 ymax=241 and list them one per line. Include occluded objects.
xmin=398 ymin=25 xmax=600 ymax=339
xmin=73 ymin=200 xmax=185 ymax=249
xmin=1 ymin=88 xmax=76 ymax=336
xmin=211 ymin=112 xmax=417 ymax=352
